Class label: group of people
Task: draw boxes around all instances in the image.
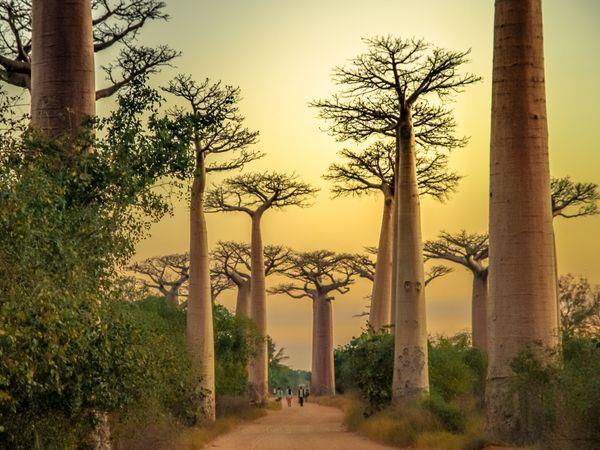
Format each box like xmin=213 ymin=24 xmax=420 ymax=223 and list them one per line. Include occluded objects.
xmin=274 ymin=385 xmax=310 ymax=407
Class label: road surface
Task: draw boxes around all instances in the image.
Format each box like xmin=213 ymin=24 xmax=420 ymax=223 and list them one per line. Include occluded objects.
xmin=207 ymin=401 xmax=396 ymax=450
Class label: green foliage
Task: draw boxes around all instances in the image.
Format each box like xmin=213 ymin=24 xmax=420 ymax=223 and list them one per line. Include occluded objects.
xmin=334 ymin=327 xmax=394 ymax=412
xmin=267 ymin=338 xmax=310 ymax=390
xmin=0 ymin=80 xmax=195 ymax=448
xmin=510 ymin=335 xmax=600 ymax=449
xmin=213 ymin=304 xmax=261 ymax=396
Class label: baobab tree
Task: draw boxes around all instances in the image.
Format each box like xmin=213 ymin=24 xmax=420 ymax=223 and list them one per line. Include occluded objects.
xmin=325 ymin=140 xmax=460 ymax=330
xmin=205 ymin=172 xmax=318 ymax=405
xmin=424 ymin=231 xmax=489 ymax=351
xmin=163 ymin=76 xmax=260 ymax=422
xmin=210 ymin=241 xmax=293 ymax=318
xmin=129 ymin=253 xmax=190 ymax=306
xmin=270 ymin=250 xmax=357 ymax=396
xmin=1 ymin=0 xmax=177 ymax=97
xmin=487 ymin=0 xmax=557 ymax=441
xmin=551 ymin=176 xmax=599 ymax=219
xmin=312 ymin=36 xmax=479 ymax=403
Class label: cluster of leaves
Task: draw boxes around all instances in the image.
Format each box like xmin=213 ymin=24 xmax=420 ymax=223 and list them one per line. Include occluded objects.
xmin=0 ymin=81 xmax=196 ymax=447
xmin=334 ymin=329 xmax=485 ymax=432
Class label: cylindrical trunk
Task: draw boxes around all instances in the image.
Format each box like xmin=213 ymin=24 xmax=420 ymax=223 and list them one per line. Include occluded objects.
xmin=187 ymin=157 xmax=216 ymax=423
xmin=487 ymin=0 xmax=558 ymax=442
xmin=471 ymin=271 xmax=488 ymax=352
xmin=390 ymin=196 xmax=398 ymax=327
xmin=370 ymin=194 xmax=394 ymax=331
xmin=31 ymin=0 xmax=95 ymax=137
xmin=310 ymin=293 xmax=335 ymax=396
xmin=235 ymin=279 xmax=252 ymax=318
xmin=392 ymin=111 xmax=429 ymax=404
xmin=248 ymin=213 xmax=269 ymax=405
xmin=166 ymin=290 xmax=179 ymax=308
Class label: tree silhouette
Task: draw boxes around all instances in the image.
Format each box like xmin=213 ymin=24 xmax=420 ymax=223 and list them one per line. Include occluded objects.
xmin=129 ymin=253 xmax=190 ymax=306
xmin=162 ymin=75 xmax=260 ymax=422
xmin=313 ymin=36 xmax=479 ymax=403
xmin=0 ymin=0 xmax=178 ymax=98
xmin=206 ymin=172 xmax=317 ymax=405
xmin=325 ymin=140 xmax=460 ymax=330
xmin=424 ymin=231 xmax=489 ymax=350
xmin=551 ymin=176 xmax=599 ymax=219
xmin=270 ymin=250 xmax=358 ymax=396
xmin=210 ymin=241 xmax=293 ymax=317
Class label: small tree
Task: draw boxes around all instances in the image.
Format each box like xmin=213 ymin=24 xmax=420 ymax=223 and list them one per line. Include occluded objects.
xmin=312 ymin=36 xmax=479 ymax=403
xmin=270 ymin=250 xmax=358 ymax=396
xmin=424 ymin=231 xmax=489 ymax=351
xmin=162 ymin=75 xmax=260 ymax=422
xmin=206 ymin=172 xmax=317 ymax=404
xmin=129 ymin=253 xmax=190 ymax=306
xmin=558 ymin=274 xmax=600 ymax=339
xmin=551 ymin=177 xmax=600 ymax=219
xmin=325 ymin=141 xmax=460 ymax=330
xmin=211 ymin=241 xmax=292 ymax=317
xmin=0 ymin=0 xmax=178 ymax=98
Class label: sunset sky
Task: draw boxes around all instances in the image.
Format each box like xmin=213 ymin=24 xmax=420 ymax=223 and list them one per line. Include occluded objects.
xmin=94 ymin=0 xmax=599 ymax=369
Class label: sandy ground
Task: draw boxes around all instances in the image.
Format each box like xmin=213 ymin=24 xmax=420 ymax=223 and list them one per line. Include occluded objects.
xmin=207 ymin=401 xmax=397 ymax=450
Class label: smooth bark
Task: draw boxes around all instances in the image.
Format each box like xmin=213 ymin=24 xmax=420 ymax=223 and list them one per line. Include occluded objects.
xmin=487 ymin=0 xmax=558 ymax=441
xmin=392 ymin=111 xmax=429 ymax=403
xmin=187 ymin=155 xmax=216 ymax=422
xmin=471 ymin=272 xmax=488 ymax=352
xmin=311 ymin=293 xmax=335 ymax=396
xmin=248 ymin=212 xmax=269 ymax=404
xmin=31 ymin=0 xmax=95 ymax=136
xmin=235 ymin=279 xmax=252 ymax=318
xmin=370 ymin=194 xmax=393 ymax=330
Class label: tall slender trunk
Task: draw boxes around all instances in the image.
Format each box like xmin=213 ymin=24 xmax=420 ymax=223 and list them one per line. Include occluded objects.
xmin=471 ymin=271 xmax=488 ymax=352
xmin=390 ymin=197 xmax=398 ymax=327
xmin=311 ymin=292 xmax=335 ymax=396
xmin=31 ymin=0 xmax=95 ymax=137
xmin=487 ymin=0 xmax=558 ymax=442
xmin=235 ymin=279 xmax=252 ymax=318
xmin=370 ymin=193 xmax=394 ymax=331
xmin=392 ymin=111 xmax=429 ymax=403
xmin=248 ymin=212 xmax=268 ymax=404
xmin=166 ymin=289 xmax=179 ymax=308
xmin=187 ymin=154 xmax=216 ymax=422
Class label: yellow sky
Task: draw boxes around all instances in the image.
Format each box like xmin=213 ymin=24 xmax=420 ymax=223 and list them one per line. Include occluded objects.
xmin=94 ymin=0 xmax=600 ymax=369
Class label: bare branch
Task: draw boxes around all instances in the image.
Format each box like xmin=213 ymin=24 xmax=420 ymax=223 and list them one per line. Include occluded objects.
xmin=424 ymin=230 xmax=488 ymax=274
xmin=551 ymin=176 xmax=599 ymax=219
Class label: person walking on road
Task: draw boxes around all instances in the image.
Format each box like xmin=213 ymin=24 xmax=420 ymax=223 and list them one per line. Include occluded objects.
xmin=285 ymin=386 xmax=293 ymax=407
xmin=298 ymin=386 xmax=305 ymax=407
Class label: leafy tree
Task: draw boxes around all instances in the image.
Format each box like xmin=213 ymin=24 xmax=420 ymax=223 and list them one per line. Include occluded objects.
xmin=558 ymin=274 xmax=600 ymax=339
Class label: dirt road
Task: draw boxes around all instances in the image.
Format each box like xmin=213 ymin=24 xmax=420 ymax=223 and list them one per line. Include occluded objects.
xmin=207 ymin=401 xmax=396 ymax=450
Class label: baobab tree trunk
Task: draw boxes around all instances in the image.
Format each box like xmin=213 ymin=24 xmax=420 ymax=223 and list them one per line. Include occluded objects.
xmin=235 ymin=280 xmax=252 ymax=318
xmin=487 ymin=0 xmax=558 ymax=442
xmin=166 ymin=290 xmax=179 ymax=308
xmin=471 ymin=272 xmax=488 ymax=352
xmin=390 ymin=198 xmax=398 ymax=328
xmin=31 ymin=0 xmax=95 ymax=137
xmin=248 ymin=212 xmax=269 ymax=405
xmin=392 ymin=112 xmax=429 ymax=404
xmin=370 ymin=194 xmax=394 ymax=331
xmin=187 ymin=155 xmax=216 ymax=422
xmin=311 ymin=293 xmax=335 ymax=396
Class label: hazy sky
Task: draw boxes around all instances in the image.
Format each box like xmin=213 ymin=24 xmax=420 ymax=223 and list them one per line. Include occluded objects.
xmin=95 ymin=0 xmax=600 ymax=369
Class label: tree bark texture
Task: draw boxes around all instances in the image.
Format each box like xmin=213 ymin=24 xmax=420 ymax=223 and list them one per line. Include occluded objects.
xmin=248 ymin=213 xmax=269 ymax=404
xmin=471 ymin=272 xmax=489 ymax=352
xmin=310 ymin=293 xmax=335 ymax=396
xmin=235 ymin=279 xmax=252 ymax=318
xmin=31 ymin=0 xmax=96 ymax=137
xmin=392 ymin=112 xmax=429 ymax=404
xmin=370 ymin=194 xmax=394 ymax=331
xmin=487 ymin=0 xmax=558 ymax=442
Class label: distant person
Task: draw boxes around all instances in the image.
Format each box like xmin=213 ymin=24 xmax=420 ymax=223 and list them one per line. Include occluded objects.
xmin=304 ymin=387 xmax=310 ymax=402
xmin=298 ymin=386 xmax=305 ymax=407
xmin=285 ymin=386 xmax=293 ymax=407
xmin=276 ymin=387 xmax=283 ymax=402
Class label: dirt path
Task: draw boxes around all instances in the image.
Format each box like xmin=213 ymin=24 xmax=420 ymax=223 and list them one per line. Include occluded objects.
xmin=207 ymin=401 xmax=396 ymax=450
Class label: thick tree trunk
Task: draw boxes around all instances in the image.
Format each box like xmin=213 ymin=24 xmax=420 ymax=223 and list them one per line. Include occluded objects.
xmin=235 ymin=279 xmax=251 ymax=318
xmin=370 ymin=194 xmax=394 ymax=331
xmin=471 ymin=272 xmax=488 ymax=352
xmin=390 ymin=197 xmax=398 ymax=327
xmin=187 ymin=156 xmax=216 ymax=422
xmin=31 ymin=0 xmax=95 ymax=137
xmin=248 ymin=213 xmax=269 ymax=405
xmin=392 ymin=112 xmax=429 ymax=404
xmin=310 ymin=293 xmax=335 ymax=396
xmin=487 ymin=0 xmax=558 ymax=442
